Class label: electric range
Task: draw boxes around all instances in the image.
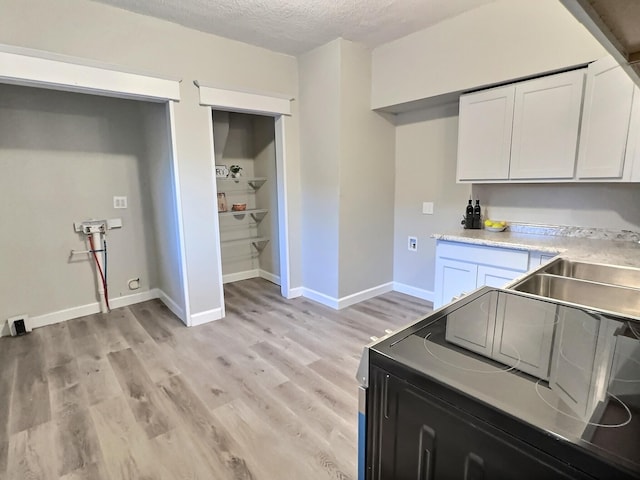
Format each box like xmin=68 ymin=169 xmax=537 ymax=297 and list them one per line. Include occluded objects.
xmin=358 ymin=287 xmax=640 ymax=479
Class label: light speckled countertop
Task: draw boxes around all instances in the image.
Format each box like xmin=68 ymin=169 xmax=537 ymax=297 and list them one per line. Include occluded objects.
xmin=432 ymin=226 xmax=640 ymax=269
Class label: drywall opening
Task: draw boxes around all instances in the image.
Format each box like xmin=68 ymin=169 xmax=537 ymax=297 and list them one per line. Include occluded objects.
xmin=0 ymin=83 xmax=185 ymax=333
xmin=213 ymin=110 xmax=281 ymax=286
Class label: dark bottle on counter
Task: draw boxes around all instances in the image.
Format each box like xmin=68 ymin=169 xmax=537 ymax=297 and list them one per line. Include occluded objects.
xmin=465 ymin=199 xmax=474 ymax=229
xmin=473 ymin=199 xmax=481 ymax=229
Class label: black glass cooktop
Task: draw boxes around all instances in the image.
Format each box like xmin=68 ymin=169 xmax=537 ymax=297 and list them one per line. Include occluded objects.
xmin=371 ymin=288 xmax=640 ymax=476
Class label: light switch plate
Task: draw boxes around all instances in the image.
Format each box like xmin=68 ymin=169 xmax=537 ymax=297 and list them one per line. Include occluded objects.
xmin=423 ymin=202 xmax=434 ymax=215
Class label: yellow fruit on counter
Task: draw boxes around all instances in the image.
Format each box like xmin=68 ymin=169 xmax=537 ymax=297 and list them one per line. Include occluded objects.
xmin=484 ymin=219 xmax=493 ymax=227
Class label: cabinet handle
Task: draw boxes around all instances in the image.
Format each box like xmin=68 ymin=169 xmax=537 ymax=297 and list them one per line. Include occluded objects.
xmin=383 ymin=374 xmax=390 ymax=419
xmin=464 ymin=452 xmax=485 ymax=480
xmin=418 ymin=425 xmax=436 ymax=480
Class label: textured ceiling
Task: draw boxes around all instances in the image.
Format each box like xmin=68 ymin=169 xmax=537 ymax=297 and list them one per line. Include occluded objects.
xmin=92 ymin=0 xmax=496 ymax=55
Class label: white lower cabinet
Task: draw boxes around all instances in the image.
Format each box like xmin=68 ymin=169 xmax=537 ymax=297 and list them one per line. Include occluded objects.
xmin=445 ymin=290 xmax=498 ymax=358
xmin=477 ymin=265 xmax=522 ymax=288
xmin=434 ymin=241 xmax=530 ymax=308
xmin=437 ymin=241 xmax=559 ymax=381
xmin=445 ymin=290 xmax=557 ymax=381
xmin=436 ymin=258 xmax=483 ymax=307
xmin=549 ymin=307 xmax=601 ymax=419
xmin=492 ymin=294 xmax=556 ymax=380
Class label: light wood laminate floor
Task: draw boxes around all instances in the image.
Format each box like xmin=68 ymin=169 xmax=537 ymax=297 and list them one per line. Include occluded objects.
xmin=0 ymin=278 xmax=433 ymax=480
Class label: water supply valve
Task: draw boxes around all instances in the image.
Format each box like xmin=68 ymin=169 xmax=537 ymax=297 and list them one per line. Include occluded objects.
xmin=77 ymin=220 xmax=107 ymax=235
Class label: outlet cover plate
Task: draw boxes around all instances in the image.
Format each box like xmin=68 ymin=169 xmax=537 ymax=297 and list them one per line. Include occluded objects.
xmin=408 ymin=236 xmax=418 ymax=252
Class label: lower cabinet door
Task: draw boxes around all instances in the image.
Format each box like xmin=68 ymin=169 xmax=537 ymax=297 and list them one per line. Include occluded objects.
xmin=434 ymin=258 xmax=478 ymax=308
xmin=445 ymin=290 xmax=499 ymax=358
xmin=375 ymin=371 xmax=591 ymax=480
xmin=492 ymin=293 xmax=557 ymax=380
xmin=477 ymin=264 xmax=522 ymax=288
xmin=549 ymin=306 xmax=600 ymax=420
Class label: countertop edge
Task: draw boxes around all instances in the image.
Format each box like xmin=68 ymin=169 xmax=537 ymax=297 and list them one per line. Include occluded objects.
xmin=431 ymin=233 xmax=565 ymax=254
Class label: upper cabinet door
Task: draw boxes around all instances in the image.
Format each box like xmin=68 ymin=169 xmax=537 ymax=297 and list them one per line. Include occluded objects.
xmin=510 ymin=70 xmax=585 ymax=179
xmin=577 ymin=56 xmax=635 ymax=179
xmin=627 ymin=86 xmax=640 ymax=182
xmin=457 ymin=85 xmax=515 ymax=181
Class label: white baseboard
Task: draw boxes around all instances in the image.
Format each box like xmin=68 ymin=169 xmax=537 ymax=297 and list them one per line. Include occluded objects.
xmin=302 ymin=282 xmax=394 ymax=310
xmin=223 ymin=269 xmax=259 ymax=284
xmin=1 ymin=289 xmax=163 ymax=337
xmin=156 ymin=289 xmax=186 ymax=324
xmin=259 ymin=269 xmax=281 ymax=286
xmin=392 ymin=282 xmax=435 ymax=303
xmin=29 ymin=302 xmax=100 ymax=331
xmin=336 ymin=282 xmax=394 ymax=309
xmin=302 ymin=288 xmax=340 ymax=309
xmin=286 ymin=287 xmax=304 ymax=299
xmin=189 ymin=307 xmax=223 ymax=327
xmin=109 ymin=289 xmax=159 ymax=309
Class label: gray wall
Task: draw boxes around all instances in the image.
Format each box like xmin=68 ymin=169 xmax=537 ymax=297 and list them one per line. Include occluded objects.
xmin=299 ymin=40 xmax=341 ymax=298
xmin=337 ymin=40 xmax=395 ymax=298
xmin=215 ymin=112 xmax=280 ymax=281
xmin=0 ymin=84 xmax=159 ymax=324
xmin=0 ymin=0 xmax=301 ymax=317
xmin=138 ymin=101 xmax=185 ymax=315
xmin=371 ymin=0 xmax=606 ymax=109
xmin=217 ymin=112 xmax=259 ymax=276
xmin=299 ymin=39 xmax=396 ymax=301
xmin=253 ymin=115 xmax=280 ymax=280
xmin=392 ymin=104 xmax=640 ymax=298
xmin=393 ymin=104 xmax=470 ymax=295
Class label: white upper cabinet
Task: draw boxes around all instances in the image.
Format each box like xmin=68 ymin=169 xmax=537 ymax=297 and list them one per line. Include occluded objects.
xmin=577 ymin=56 xmax=636 ymax=179
xmin=627 ymin=85 xmax=640 ymax=182
xmin=510 ymin=70 xmax=585 ymax=180
xmin=457 ymin=85 xmax=514 ymax=181
xmin=457 ymin=59 xmax=640 ymax=183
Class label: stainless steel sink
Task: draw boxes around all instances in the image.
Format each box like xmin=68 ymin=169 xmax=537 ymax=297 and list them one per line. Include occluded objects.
xmin=541 ymin=258 xmax=640 ymax=290
xmin=510 ymin=273 xmax=640 ymax=318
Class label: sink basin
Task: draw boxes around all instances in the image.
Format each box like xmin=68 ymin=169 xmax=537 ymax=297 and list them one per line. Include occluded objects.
xmin=511 ymin=273 xmax=640 ymax=318
xmin=541 ymin=259 xmax=640 ymax=290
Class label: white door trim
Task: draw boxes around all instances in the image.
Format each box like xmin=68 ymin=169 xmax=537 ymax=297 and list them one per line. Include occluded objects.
xmin=166 ymin=101 xmax=192 ymax=325
xmin=205 ymin=109 xmax=227 ymax=321
xmin=195 ymin=81 xmax=292 ymax=115
xmin=0 ymin=45 xmax=180 ymax=101
xmin=197 ymin=85 xmax=294 ymax=306
xmin=274 ymin=115 xmax=292 ymax=299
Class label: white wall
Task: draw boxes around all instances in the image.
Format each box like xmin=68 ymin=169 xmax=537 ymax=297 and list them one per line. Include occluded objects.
xmin=0 ymin=84 xmax=158 ymax=325
xmin=372 ymin=0 xmax=607 ymax=110
xmin=338 ymin=41 xmax=395 ymax=298
xmin=138 ymin=101 xmax=185 ymax=316
xmin=393 ymin=104 xmax=470 ymax=297
xmin=0 ymin=0 xmax=300 ymax=318
xmin=473 ymin=183 xmax=640 ymax=231
xmin=299 ymin=40 xmax=341 ymax=298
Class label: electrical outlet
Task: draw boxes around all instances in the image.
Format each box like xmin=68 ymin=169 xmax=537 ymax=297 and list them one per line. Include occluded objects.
xmin=422 ymin=202 xmax=434 ymax=215
xmin=408 ymin=236 xmax=418 ymax=252
xmin=113 ymin=196 xmax=128 ymax=209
